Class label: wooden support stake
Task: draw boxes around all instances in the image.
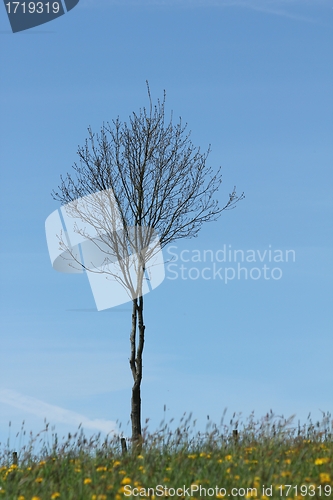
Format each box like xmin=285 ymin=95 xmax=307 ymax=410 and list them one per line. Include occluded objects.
xmin=121 ymin=437 xmax=127 ymax=455
xmin=12 ymin=451 xmax=18 ymax=465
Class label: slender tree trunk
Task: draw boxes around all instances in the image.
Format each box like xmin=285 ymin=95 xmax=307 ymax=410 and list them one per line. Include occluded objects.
xmin=129 ymin=291 xmax=145 ymax=448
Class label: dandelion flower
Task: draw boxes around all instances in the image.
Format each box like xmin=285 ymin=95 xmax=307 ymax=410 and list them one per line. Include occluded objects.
xmin=245 ymin=492 xmax=257 ymax=498
xmin=315 ymin=458 xmax=330 ymax=465
xmin=121 ymin=477 xmax=131 ymax=485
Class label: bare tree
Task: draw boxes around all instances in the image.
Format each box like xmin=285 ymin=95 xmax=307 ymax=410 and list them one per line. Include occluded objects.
xmin=52 ymin=84 xmax=244 ymax=447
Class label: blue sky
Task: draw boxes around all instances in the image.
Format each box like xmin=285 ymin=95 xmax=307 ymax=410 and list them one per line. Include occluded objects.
xmin=0 ymin=0 xmax=332 ymax=450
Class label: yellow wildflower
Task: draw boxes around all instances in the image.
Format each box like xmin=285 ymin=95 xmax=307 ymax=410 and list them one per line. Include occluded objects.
xmin=315 ymin=458 xmax=330 ymax=465
xmin=225 ymin=455 xmax=232 ymax=461
xmin=84 ymin=478 xmax=92 ymax=485
xmin=188 ymin=454 xmax=197 ymax=459
xmin=35 ymin=477 xmax=43 ymax=483
xmin=96 ymin=466 xmax=107 ymax=472
xmin=253 ymin=480 xmax=260 ymax=489
xmin=51 ymin=494 xmax=61 ymax=499
xmin=319 ymin=473 xmax=330 ymax=483
xmin=245 ymin=491 xmax=257 ymax=498
xmin=121 ymin=477 xmax=131 ymax=485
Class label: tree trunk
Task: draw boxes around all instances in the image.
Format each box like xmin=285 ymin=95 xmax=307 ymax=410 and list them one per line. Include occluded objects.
xmin=131 ymin=381 xmax=142 ymax=445
xmin=129 ymin=291 xmax=145 ymax=449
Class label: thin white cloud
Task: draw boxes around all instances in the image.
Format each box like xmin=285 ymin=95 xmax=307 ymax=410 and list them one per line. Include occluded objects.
xmin=80 ymin=0 xmax=331 ymax=22
xmin=0 ymin=389 xmax=117 ymax=435
xmin=80 ymin=0 xmax=330 ymax=6
xmin=227 ymin=0 xmax=329 ymax=21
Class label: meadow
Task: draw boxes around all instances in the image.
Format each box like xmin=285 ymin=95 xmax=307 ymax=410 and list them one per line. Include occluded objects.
xmin=0 ymin=411 xmax=332 ymax=500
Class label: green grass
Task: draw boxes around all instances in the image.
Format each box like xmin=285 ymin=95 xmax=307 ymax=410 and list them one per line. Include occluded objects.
xmin=0 ymin=411 xmax=332 ymax=499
